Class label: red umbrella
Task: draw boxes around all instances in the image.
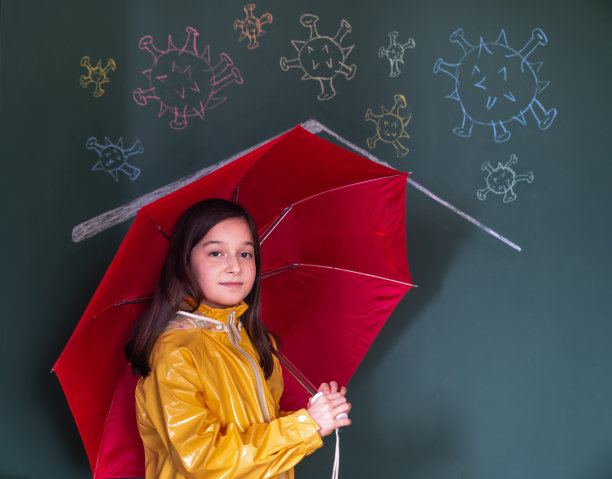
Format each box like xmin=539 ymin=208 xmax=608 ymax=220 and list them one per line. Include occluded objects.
xmin=53 ymin=125 xmax=413 ymax=478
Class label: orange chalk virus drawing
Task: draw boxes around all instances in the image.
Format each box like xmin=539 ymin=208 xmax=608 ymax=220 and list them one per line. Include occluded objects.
xmin=80 ymin=56 xmax=116 ymax=97
xmin=280 ymin=14 xmax=356 ymax=100
xmin=132 ymin=26 xmax=243 ymax=130
xmin=365 ymin=94 xmax=412 ymax=158
xmin=234 ymin=4 xmax=273 ymax=49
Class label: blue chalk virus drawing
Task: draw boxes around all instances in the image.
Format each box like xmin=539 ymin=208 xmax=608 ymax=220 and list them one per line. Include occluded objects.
xmin=133 ymin=26 xmax=244 ymax=130
xmin=433 ymin=28 xmax=557 ymax=143
xmin=477 ymin=153 xmax=533 ymax=203
xmin=280 ymin=14 xmax=356 ymax=101
xmin=378 ymin=31 xmax=415 ymax=78
xmin=365 ymin=94 xmax=412 ymax=158
xmin=86 ymin=137 xmax=144 ymax=182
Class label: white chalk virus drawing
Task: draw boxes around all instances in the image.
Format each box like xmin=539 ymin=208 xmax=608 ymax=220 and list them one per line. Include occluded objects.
xmin=477 ymin=153 xmax=533 ymax=203
xmin=433 ymin=28 xmax=557 ymax=143
xmin=280 ymin=14 xmax=356 ymax=100
xmin=365 ymin=94 xmax=412 ymax=158
xmin=87 ymin=137 xmax=144 ymax=182
xmin=378 ymin=31 xmax=415 ymax=78
xmin=133 ymin=26 xmax=244 ymax=130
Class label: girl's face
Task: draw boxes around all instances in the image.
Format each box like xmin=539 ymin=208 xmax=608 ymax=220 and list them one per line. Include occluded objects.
xmin=189 ymin=218 xmax=256 ymax=309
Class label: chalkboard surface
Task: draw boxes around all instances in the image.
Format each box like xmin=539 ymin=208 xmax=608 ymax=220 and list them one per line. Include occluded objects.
xmin=1 ymin=0 xmax=611 ymax=478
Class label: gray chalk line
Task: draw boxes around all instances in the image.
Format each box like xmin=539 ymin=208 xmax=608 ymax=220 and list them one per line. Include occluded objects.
xmin=72 ymin=119 xmax=520 ymax=251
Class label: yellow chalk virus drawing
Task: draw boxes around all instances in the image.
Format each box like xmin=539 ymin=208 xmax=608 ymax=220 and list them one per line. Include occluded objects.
xmin=365 ymin=94 xmax=412 ymax=158
xmin=280 ymin=14 xmax=356 ymax=101
xmin=80 ymin=56 xmax=116 ymax=98
xmin=234 ymin=4 xmax=273 ymax=49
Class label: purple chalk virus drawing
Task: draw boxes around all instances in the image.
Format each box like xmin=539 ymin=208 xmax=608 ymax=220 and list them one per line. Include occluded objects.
xmin=280 ymin=14 xmax=356 ymax=101
xmin=477 ymin=153 xmax=533 ymax=203
xmin=133 ymin=26 xmax=243 ymax=130
xmin=87 ymin=137 xmax=144 ymax=182
xmin=434 ymin=28 xmax=557 ymax=143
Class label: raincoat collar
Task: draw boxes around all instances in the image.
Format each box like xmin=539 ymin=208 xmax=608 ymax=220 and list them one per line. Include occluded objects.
xmin=166 ymin=300 xmax=249 ymax=333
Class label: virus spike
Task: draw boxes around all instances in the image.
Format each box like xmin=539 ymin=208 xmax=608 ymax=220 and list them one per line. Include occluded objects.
xmin=529 ymin=99 xmax=557 ymax=130
xmin=300 ymin=14 xmax=320 ymax=41
xmin=517 ymin=28 xmax=548 ymax=60
xmin=158 ymin=103 xmax=169 ymax=118
xmin=536 ymin=80 xmax=550 ymax=94
xmin=341 ymin=45 xmax=354 ymax=59
xmin=291 ymin=40 xmax=306 ymax=52
xmin=449 ymin=28 xmax=472 ymax=55
xmin=477 ymin=37 xmax=494 ymax=57
xmin=433 ymin=59 xmax=459 ymax=80
xmin=530 ymin=61 xmax=544 ymax=73
xmin=333 ymin=19 xmax=352 ymax=44
xmin=116 ymin=138 xmax=124 ymax=148
xmin=167 ymin=34 xmax=178 ymax=52
xmin=301 ymin=73 xmax=311 ymax=80
xmin=446 ymin=89 xmax=460 ymax=101
xmin=199 ymin=44 xmax=211 ymax=64
xmin=139 ymin=36 xmax=163 ymax=61
xmin=206 ymin=96 xmax=227 ymax=111
xmin=513 ymin=111 xmax=527 ymax=126
xmin=181 ymin=26 xmax=199 ymax=56
xmin=192 ymin=101 xmax=205 ymax=119
xmin=142 ymin=69 xmax=152 ymax=81
xmin=495 ymin=29 xmax=509 ymax=47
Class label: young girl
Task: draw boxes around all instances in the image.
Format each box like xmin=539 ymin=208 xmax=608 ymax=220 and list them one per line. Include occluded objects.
xmin=125 ymin=198 xmax=351 ymax=479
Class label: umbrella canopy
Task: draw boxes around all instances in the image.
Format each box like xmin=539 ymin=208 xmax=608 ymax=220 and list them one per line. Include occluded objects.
xmin=53 ymin=125 xmax=413 ymax=478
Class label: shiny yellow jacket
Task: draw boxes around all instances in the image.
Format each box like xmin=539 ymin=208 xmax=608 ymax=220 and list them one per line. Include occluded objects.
xmin=135 ymin=302 xmax=323 ymax=479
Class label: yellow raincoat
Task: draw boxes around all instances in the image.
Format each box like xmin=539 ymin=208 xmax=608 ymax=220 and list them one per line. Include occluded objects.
xmin=135 ymin=301 xmax=323 ymax=479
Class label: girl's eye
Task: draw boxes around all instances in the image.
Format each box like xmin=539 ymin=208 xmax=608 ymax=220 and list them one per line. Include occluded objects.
xmin=241 ymin=252 xmax=253 ymax=258
xmin=209 ymin=251 xmax=222 ymax=257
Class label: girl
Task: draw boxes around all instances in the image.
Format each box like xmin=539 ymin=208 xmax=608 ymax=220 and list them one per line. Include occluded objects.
xmin=125 ymin=198 xmax=351 ymax=479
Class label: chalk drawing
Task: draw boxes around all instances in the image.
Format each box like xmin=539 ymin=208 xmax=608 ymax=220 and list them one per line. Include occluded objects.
xmin=132 ymin=26 xmax=243 ymax=130
xmin=86 ymin=137 xmax=144 ymax=182
xmin=477 ymin=153 xmax=533 ymax=203
xmin=365 ymin=94 xmax=412 ymax=158
xmin=72 ymin=120 xmax=521 ymax=252
xmin=80 ymin=56 xmax=116 ymax=97
xmin=378 ymin=31 xmax=415 ymax=78
xmin=234 ymin=4 xmax=273 ymax=49
xmin=280 ymin=14 xmax=356 ymax=100
xmin=434 ymin=28 xmax=557 ymax=143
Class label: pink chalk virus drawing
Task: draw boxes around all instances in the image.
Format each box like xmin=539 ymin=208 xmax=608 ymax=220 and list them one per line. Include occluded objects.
xmin=132 ymin=26 xmax=244 ymax=130
xmin=86 ymin=137 xmax=144 ymax=182
xmin=80 ymin=56 xmax=116 ymax=97
xmin=234 ymin=4 xmax=273 ymax=49
xmin=280 ymin=14 xmax=356 ymax=101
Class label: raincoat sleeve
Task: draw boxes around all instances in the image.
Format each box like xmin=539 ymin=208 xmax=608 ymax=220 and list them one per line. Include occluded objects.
xmin=136 ymin=333 xmax=323 ymax=479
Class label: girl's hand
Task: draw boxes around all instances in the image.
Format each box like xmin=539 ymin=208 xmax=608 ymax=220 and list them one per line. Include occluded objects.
xmin=307 ymin=382 xmax=352 ymax=437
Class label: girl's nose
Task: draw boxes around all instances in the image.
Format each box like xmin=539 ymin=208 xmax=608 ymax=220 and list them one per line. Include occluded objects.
xmin=225 ymin=255 xmax=241 ymax=273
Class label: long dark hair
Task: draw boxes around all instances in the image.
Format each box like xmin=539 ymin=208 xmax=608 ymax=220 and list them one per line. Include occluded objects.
xmin=125 ymin=198 xmax=277 ymax=378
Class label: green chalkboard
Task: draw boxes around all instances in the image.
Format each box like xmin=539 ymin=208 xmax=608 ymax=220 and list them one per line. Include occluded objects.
xmin=1 ymin=0 xmax=611 ymax=477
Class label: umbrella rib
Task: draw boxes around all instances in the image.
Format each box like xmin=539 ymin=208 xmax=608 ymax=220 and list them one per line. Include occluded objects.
xmin=262 ymin=263 xmax=414 ymax=287
xmin=259 ymin=174 xmax=407 ymax=245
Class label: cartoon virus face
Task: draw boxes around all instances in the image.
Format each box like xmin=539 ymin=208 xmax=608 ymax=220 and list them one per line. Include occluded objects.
xmin=234 ymin=4 xmax=273 ymax=49
xmin=365 ymin=94 xmax=412 ymax=158
xmin=434 ymin=28 xmax=557 ymax=143
xmin=80 ymin=56 xmax=116 ymax=97
xmin=86 ymin=137 xmax=144 ymax=182
xmin=477 ymin=154 xmax=533 ymax=203
xmin=132 ymin=26 xmax=243 ymax=130
xmin=378 ymin=31 xmax=415 ymax=78
xmin=280 ymin=14 xmax=356 ymax=101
